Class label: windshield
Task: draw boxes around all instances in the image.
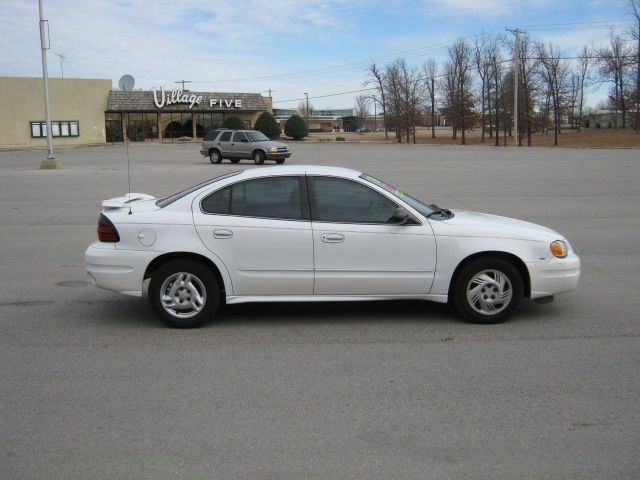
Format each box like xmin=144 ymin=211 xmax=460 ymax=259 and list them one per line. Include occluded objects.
xmin=246 ymin=131 xmax=270 ymax=142
xmin=156 ymin=171 xmax=242 ymax=208
xmin=359 ymin=173 xmax=436 ymax=217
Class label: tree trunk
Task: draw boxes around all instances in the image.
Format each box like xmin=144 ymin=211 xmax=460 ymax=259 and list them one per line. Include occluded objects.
xmin=431 ymin=77 xmax=436 ymax=138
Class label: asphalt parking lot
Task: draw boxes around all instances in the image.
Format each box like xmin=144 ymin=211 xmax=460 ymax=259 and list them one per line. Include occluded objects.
xmin=1 ymin=141 xmax=638 ymax=479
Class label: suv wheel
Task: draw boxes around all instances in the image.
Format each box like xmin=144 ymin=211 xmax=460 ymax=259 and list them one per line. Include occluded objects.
xmin=275 ymin=158 xmax=285 ymax=164
xmin=209 ymin=149 xmax=222 ymax=164
xmin=253 ymin=151 xmax=265 ymax=165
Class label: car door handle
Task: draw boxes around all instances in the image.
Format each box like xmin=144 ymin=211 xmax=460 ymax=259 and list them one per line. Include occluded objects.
xmin=321 ymin=233 xmax=345 ymax=243
xmin=213 ymin=229 xmax=233 ymax=239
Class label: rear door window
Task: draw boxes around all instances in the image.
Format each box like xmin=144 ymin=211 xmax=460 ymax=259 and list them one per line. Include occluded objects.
xmin=218 ymin=131 xmax=232 ymax=142
xmin=201 ymin=176 xmax=307 ymax=220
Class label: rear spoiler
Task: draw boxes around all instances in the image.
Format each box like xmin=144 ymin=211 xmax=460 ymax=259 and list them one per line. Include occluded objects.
xmin=102 ymin=193 xmax=156 ymax=210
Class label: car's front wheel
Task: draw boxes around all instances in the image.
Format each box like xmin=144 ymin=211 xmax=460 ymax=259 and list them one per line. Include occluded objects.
xmin=253 ymin=151 xmax=265 ymax=165
xmin=209 ymin=149 xmax=222 ymax=164
xmin=452 ymin=257 xmax=523 ymax=324
xmin=149 ymin=259 xmax=220 ymax=328
xmin=275 ymin=158 xmax=285 ymax=164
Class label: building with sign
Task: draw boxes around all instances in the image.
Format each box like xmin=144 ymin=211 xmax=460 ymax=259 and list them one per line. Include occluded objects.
xmin=0 ymin=76 xmax=273 ymax=148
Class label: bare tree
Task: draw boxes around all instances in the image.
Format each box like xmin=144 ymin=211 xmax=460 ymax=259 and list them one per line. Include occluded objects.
xmin=488 ymin=47 xmax=504 ymax=145
xmin=354 ymin=95 xmax=370 ymax=131
xmin=474 ymin=32 xmax=492 ymax=142
xmin=398 ymin=59 xmax=423 ymax=143
xmin=366 ymin=61 xmax=389 ymax=139
xmin=422 ymin=58 xmax=437 ymax=138
xmin=536 ymin=42 xmax=570 ymax=145
xmin=577 ymin=45 xmax=590 ymax=132
xmin=441 ymin=38 xmax=476 ymax=145
xmin=519 ymin=34 xmax=543 ymax=145
xmin=297 ymin=101 xmax=314 ymax=118
xmin=630 ymin=0 xmax=640 ymax=130
xmin=597 ymin=31 xmax=632 ymax=128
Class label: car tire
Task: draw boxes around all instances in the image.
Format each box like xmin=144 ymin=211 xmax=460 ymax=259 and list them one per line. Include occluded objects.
xmin=275 ymin=158 xmax=285 ymax=164
xmin=452 ymin=257 xmax=523 ymax=324
xmin=149 ymin=259 xmax=220 ymax=328
xmin=253 ymin=151 xmax=265 ymax=165
xmin=209 ymin=149 xmax=222 ymax=164
xmin=230 ymin=158 xmax=241 ymax=164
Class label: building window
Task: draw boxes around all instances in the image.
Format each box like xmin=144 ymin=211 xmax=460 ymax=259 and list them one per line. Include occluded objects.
xmin=30 ymin=121 xmax=80 ymax=138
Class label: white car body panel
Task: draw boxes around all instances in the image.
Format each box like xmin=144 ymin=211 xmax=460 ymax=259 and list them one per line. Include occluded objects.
xmin=312 ymin=222 xmax=436 ymax=295
xmin=85 ymin=165 xmax=580 ymax=310
xmin=193 ymin=214 xmax=314 ymax=295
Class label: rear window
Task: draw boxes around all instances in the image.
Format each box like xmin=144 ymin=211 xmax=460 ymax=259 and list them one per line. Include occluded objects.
xmin=204 ymin=129 xmax=222 ymax=141
xmin=156 ymin=171 xmax=242 ymax=208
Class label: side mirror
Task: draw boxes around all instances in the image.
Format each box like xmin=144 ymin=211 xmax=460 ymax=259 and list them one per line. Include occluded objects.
xmin=389 ymin=207 xmax=411 ymax=225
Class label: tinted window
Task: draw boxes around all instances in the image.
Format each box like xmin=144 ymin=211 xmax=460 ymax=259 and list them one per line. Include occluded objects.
xmin=246 ymin=131 xmax=270 ymax=142
xmin=204 ymin=129 xmax=220 ymax=141
xmin=312 ymin=177 xmax=398 ymax=223
xmin=219 ymin=131 xmax=232 ymax=142
xmin=156 ymin=171 xmax=241 ymax=208
xmin=201 ymin=176 xmax=304 ymax=220
xmin=232 ymin=132 xmax=248 ymax=143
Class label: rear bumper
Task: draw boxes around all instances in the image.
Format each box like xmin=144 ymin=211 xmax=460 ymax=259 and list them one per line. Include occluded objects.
xmin=527 ymin=252 xmax=581 ymax=299
xmin=84 ymin=242 xmax=155 ymax=297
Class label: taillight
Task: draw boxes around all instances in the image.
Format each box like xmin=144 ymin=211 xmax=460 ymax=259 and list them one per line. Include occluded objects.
xmin=97 ymin=214 xmax=120 ymax=242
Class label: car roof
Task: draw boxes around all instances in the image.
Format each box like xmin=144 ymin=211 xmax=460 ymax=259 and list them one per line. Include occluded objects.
xmin=236 ymin=165 xmax=363 ymax=179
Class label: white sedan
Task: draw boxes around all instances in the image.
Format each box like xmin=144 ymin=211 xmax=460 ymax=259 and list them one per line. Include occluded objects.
xmin=85 ymin=165 xmax=580 ymax=328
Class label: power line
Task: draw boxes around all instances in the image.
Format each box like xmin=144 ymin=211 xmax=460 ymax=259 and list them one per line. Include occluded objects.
xmin=271 ymin=53 xmax=638 ymax=105
xmin=191 ymin=21 xmax=633 ymax=86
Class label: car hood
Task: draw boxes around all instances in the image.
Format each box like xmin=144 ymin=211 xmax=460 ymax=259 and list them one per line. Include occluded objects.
xmin=429 ymin=209 xmax=563 ymax=243
xmin=260 ymin=141 xmax=288 ymax=148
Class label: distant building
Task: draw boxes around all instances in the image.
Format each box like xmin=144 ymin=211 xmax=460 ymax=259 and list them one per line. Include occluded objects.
xmin=273 ymin=108 xmax=354 ymax=132
xmin=0 ymin=76 xmax=273 ymax=148
xmin=584 ymin=109 xmax=637 ymax=129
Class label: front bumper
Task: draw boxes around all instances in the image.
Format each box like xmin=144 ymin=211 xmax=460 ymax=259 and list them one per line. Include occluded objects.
xmin=265 ymin=152 xmax=292 ymax=160
xmin=527 ymin=252 xmax=581 ymax=299
xmin=85 ymin=242 xmax=155 ymax=297
xmin=200 ymin=149 xmax=208 ymax=156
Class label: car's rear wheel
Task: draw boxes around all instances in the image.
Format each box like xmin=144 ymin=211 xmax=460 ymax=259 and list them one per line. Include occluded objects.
xmin=253 ymin=151 xmax=265 ymax=165
xmin=149 ymin=259 xmax=220 ymax=328
xmin=209 ymin=149 xmax=222 ymax=164
xmin=230 ymin=158 xmax=241 ymax=164
xmin=452 ymin=257 xmax=523 ymax=324
xmin=275 ymin=158 xmax=285 ymax=164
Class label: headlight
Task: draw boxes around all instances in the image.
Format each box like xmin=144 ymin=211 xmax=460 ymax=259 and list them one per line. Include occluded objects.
xmin=268 ymin=147 xmax=278 ymax=153
xmin=550 ymin=240 xmax=568 ymax=258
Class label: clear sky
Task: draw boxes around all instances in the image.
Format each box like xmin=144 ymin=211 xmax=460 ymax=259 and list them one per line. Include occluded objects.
xmin=1 ymin=0 xmax=636 ymax=110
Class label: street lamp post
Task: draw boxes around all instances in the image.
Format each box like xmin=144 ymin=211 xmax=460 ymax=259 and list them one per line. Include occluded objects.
xmin=38 ymin=0 xmax=60 ymax=168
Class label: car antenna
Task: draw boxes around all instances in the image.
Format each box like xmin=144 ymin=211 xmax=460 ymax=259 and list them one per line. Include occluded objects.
xmin=118 ymin=75 xmax=135 ymax=215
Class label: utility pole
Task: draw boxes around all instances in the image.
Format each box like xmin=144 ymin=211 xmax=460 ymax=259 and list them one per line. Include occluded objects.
xmin=304 ymin=92 xmax=309 ymax=123
xmin=39 ymin=0 xmax=58 ymax=168
xmin=174 ymin=80 xmax=192 ymax=90
xmin=506 ymin=27 xmax=522 ymax=146
xmin=264 ymin=89 xmax=275 ymax=97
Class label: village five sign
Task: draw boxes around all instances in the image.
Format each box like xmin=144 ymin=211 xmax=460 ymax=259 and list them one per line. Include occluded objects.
xmin=152 ymin=87 xmax=242 ymax=109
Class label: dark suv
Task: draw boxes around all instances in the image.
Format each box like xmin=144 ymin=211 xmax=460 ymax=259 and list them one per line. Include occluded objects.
xmin=200 ymin=129 xmax=291 ymax=165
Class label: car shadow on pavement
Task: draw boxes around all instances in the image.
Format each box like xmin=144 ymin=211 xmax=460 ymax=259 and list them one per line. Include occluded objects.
xmin=214 ymin=300 xmax=459 ymax=327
